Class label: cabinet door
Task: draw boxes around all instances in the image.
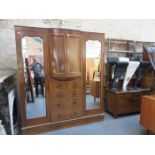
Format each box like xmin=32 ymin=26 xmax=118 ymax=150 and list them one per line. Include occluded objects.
xmin=15 ymin=26 xmax=50 ymax=127
xmin=83 ymin=32 xmax=105 ymax=115
xmin=67 ymin=35 xmax=82 ymax=74
xmin=50 ymin=35 xmax=66 ymax=75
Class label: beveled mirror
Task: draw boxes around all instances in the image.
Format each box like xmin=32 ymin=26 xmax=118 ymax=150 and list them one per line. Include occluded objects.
xmin=86 ymin=40 xmax=101 ymax=110
xmin=21 ymin=37 xmax=46 ymax=119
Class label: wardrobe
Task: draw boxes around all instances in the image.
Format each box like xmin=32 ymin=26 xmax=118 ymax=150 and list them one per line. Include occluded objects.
xmin=15 ymin=26 xmax=105 ymax=134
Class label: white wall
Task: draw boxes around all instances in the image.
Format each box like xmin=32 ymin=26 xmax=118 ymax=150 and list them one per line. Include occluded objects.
xmin=1 ymin=19 xmax=155 ymax=76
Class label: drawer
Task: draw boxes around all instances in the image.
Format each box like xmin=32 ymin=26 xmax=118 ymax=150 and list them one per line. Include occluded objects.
xmin=72 ymin=99 xmax=81 ymax=106
xmin=126 ymin=93 xmax=141 ymax=103
xmin=68 ymin=98 xmax=83 ymax=109
xmin=52 ymin=89 xmax=67 ymax=98
xmin=50 ymin=79 xmax=68 ymax=89
xmin=66 ymin=108 xmax=83 ymax=119
xmin=51 ymin=111 xmax=66 ymax=122
xmin=71 ymin=90 xmax=82 ymax=97
xmin=51 ymin=100 xmax=66 ymax=112
xmin=71 ymin=79 xmax=83 ymax=90
xmin=142 ymin=91 xmax=151 ymax=95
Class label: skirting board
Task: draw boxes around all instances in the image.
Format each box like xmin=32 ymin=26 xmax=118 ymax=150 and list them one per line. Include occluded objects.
xmin=22 ymin=113 xmax=104 ymax=135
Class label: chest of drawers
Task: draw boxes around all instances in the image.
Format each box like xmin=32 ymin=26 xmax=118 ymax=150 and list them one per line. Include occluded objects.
xmin=105 ymin=88 xmax=151 ymax=117
xmin=50 ymin=78 xmax=84 ymax=122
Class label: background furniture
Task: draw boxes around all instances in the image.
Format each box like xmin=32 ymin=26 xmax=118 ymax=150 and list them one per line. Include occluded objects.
xmin=140 ymin=94 xmax=155 ymax=133
xmin=105 ymin=62 xmax=153 ymax=117
xmin=106 ymin=38 xmax=155 ymax=60
xmin=105 ymin=88 xmax=151 ymax=117
xmin=105 ymin=39 xmax=155 ymax=117
xmin=140 ymin=47 xmax=155 ymax=133
xmin=89 ymin=79 xmax=100 ymax=102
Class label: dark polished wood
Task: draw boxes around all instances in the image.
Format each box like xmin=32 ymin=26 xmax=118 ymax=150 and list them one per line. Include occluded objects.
xmin=105 ymin=88 xmax=151 ymax=117
xmin=15 ymin=26 xmax=105 ymax=134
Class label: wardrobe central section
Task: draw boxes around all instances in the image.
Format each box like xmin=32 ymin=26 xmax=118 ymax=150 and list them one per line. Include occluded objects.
xmin=48 ymin=29 xmax=84 ymax=122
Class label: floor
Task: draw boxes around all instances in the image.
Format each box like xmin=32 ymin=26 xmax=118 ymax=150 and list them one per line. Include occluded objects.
xmin=41 ymin=112 xmax=147 ymax=135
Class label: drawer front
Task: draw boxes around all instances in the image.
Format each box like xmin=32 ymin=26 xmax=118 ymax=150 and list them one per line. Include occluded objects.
xmin=71 ymin=78 xmax=83 ymax=90
xmin=72 ymin=98 xmax=81 ymax=107
xmin=51 ymin=89 xmax=67 ymax=98
xmin=116 ymin=93 xmax=143 ymax=114
xmin=67 ymin=98 xmax=83 ymax=110
xmin=126 ymin=93 xmax=141 ymax=103
xmin=66 ymin=108 xmax=83 ymax=119
xmin=51 ymin=99 xmax=67 ymax=112
xmin=71 ymin=90 xmax=82 ymax=97
xmin=142 ymin=91 xmax=151 ymax=96
xmin=51 ymin=111 xmax=66 ymax=122
xmin=51 ymin=79 xmax=68 ymax=89
xmin=51 ymin=108 xmax=83 ymax=122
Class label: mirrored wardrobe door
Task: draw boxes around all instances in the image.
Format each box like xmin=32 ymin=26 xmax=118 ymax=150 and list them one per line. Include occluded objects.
xmin=21 ymin=36 xmax=47 ymax=120
xmin=85 ymin=40 xmax=101 ymax=110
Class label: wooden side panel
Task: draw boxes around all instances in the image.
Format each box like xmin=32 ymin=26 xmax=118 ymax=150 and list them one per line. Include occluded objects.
xmin=49 ymin=35 xmax=66 ymax=74
xmin=67 ymin=36 xmax=82 ymax=73
xmin=105 ymin=91 xmax=116 ymax=116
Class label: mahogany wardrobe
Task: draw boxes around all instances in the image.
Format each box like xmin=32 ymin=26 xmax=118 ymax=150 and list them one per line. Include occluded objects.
xmin=15 ymin=26 xmax=105 ymax=134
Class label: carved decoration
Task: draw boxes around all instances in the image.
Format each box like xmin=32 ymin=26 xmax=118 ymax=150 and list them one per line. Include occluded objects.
xmin=0 ymin=74 xmax=20 ymax=134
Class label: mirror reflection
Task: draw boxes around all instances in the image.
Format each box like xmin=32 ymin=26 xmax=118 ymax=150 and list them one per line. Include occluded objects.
xmin=86 ymin=40 xmax=101 ymax=110
xmin=21 ymin=37 xmax=46 ymax=119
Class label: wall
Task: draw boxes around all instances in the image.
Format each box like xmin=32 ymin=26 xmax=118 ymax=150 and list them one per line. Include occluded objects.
xmin=1 ymin=19 xmax=155 ymax=76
